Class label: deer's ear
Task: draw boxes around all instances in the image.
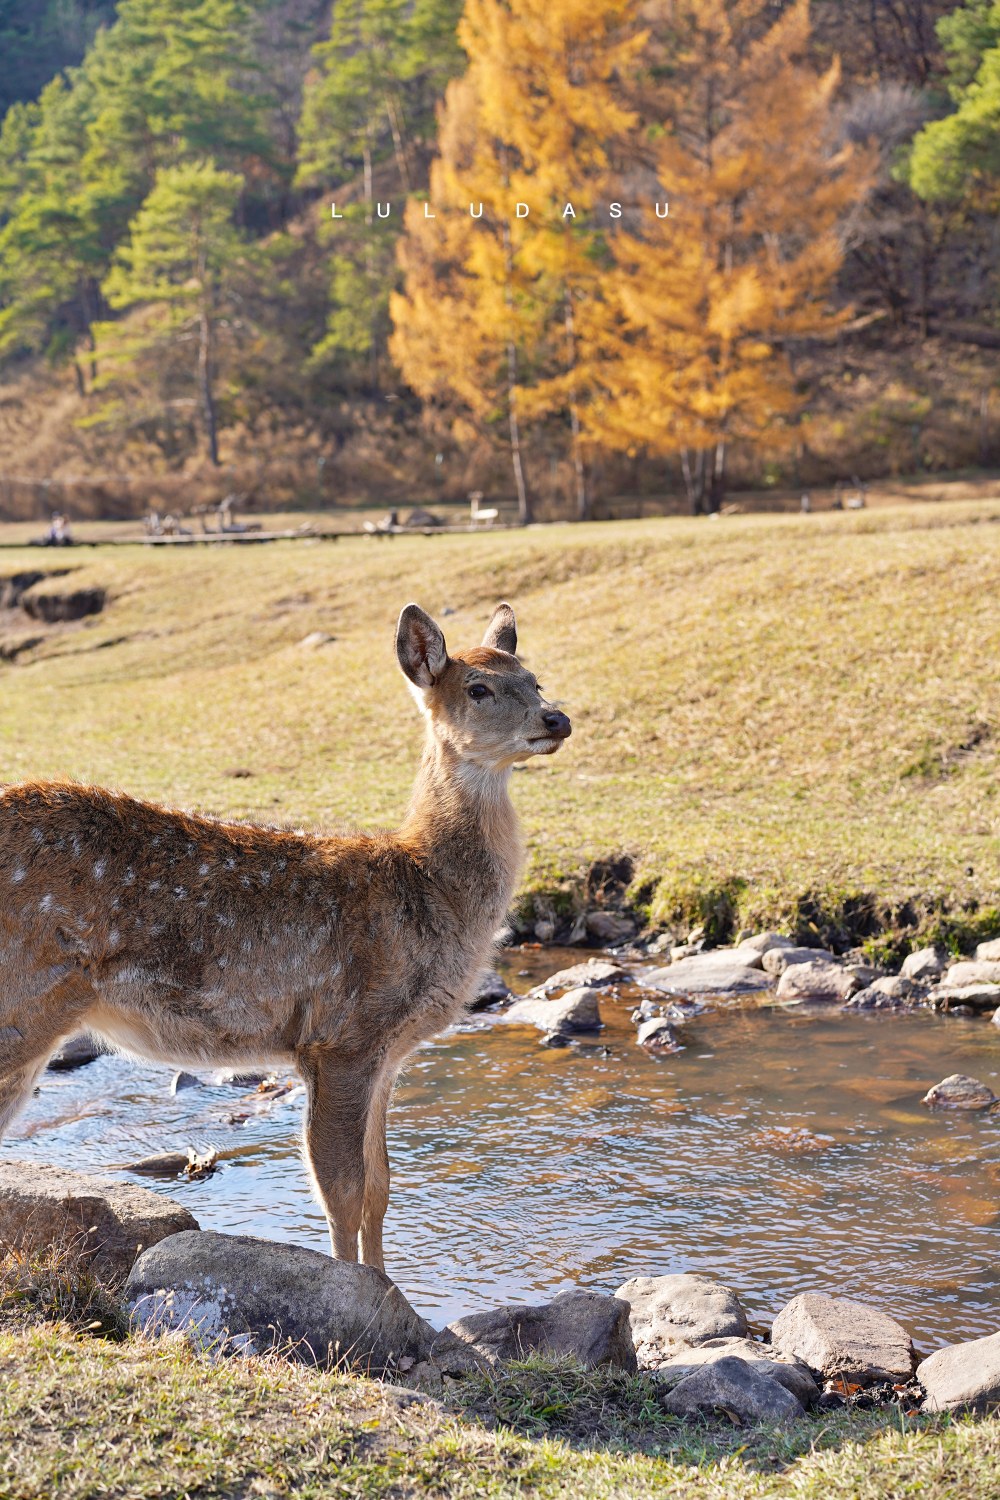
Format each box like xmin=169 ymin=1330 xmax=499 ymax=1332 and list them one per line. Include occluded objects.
xmin=396 ymin=604 xmax=449 ymax=687
xmin=482 ymin=601 xmax=517 ymax=654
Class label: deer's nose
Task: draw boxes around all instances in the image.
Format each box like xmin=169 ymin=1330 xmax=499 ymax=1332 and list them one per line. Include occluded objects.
xmin=542 ymin=710 xmax=572 ymax=738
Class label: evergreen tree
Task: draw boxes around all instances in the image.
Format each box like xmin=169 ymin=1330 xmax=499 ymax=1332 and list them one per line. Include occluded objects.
xmin=909 ymin=1 xmax=1000 ymax=207
xmin=93 ymin=162 xmax=248 ymax=464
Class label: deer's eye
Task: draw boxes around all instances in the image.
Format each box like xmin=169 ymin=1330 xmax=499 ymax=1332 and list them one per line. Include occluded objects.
xmin=467 ymin=683 xmax=492 ymax=701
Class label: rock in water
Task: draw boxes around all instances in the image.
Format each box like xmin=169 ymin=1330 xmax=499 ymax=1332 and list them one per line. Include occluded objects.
xmin=845 ymin=975 xmax=929 ymax=1010
xmin=0 ymin=1161 xmax=198 ymax=1280
xmin=170 ymin=1070 xmax=201 ymax=1093
xmin=658 ymin=1356 xmax=805 ymax=1424
xmin=530 ymin=959 xmax=631 ymax=994
xmin=640 ymin=953 xmax=771 ymax=996
xmin=445 ymin=1289 xmax=636 ymax=1372
xmin=469 ymin=969 xmax=511 ymax=1011
xmin=636 ymin=1017 xmax=682 ymax=1052
xmin=934 ymin=983 xmax=1000 ymax=1013
xmin=776 ymin=960 xmax=858 ymax=1002
xmin=502 ymin=987 xmax=602 ymax=1034
xmin=47 ymin=1035 xmax=102 ymax=1070
xmin=944 ymin=959 xmax=1000 ymax=987
xmin=974 ymin=937 xmax=1000 ymax=962
xmin=761 ymin=946 xmax=836 ymax=977
xmin=126 ymin=1230 xmax=434 ymax=1374
xmin=917 ymin=1331 xmax=1000 ymax=1414
xmin=735 ymin=933 xmax=797 ymax=958
xmin=921 ymin=1074 xmax=997 ymax=1111
xmin=770 ymin=1292 xmax=916 ymax=1386
xmin=615 ymin=1273 xmax=748 ymax=1367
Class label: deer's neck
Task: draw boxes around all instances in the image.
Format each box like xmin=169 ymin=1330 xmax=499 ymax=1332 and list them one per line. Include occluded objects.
xmin=401 ymin=737 xmax=524 ymax=939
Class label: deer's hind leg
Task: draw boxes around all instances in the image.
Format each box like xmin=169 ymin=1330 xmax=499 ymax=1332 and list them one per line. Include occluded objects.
xmin=0 ymin=972 xmax=97 ymax=1139
xmin=300 ymin=1047 xmax=384 ymax=1262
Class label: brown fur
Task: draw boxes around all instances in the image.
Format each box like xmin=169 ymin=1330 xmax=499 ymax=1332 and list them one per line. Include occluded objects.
xmin=0 ymin=602 xmax=570 ymax=1267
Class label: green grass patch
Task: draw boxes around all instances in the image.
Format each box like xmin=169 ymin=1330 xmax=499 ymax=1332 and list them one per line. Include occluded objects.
xmin=1 ymin=501 xmax=999 ymax=950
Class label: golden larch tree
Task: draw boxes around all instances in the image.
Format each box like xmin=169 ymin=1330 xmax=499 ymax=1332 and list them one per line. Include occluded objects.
xmin=588 ymin=0 xmax=873 ymax=512
xmin=390 ymin=0 xmax=642 ymax=522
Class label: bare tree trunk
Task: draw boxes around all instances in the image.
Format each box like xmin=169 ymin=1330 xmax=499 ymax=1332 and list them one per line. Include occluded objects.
xmin=708 ymin=439 xmax=726 ymax=512
xmin=364 ymin=134 xmax=378 ymax=394
xmin=198 ymin=305 xmax=220 ymax=467
xmin=501 ymin=222 xmax=531 ymax=524
xmin=563 ymin=288 xmax=588 ymax=521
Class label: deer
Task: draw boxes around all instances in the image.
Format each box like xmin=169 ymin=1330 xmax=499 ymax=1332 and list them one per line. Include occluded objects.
xmin=0 ymin=602 xmax=570 ymax=1270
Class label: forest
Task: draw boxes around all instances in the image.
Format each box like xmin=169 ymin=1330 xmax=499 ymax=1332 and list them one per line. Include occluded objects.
xmin=0 ymin=0 xmax=997 ymax=519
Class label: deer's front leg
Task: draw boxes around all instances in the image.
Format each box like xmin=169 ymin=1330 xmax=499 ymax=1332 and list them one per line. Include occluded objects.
xmin=359 ymin=1066 xmax=396 ymax=1271
xmin=300 ymin=1048 xmax=378 ymax=1262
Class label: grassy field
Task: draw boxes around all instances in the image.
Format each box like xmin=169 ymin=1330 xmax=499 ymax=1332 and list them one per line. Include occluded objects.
xmin=2 ymin=499 xmax=999 ymax=949
xmin=2 ymin=1308 xmax=1000 ymax=1500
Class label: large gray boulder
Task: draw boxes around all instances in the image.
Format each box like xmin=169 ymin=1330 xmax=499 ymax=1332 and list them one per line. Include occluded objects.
xmin=615 ymin=1273 xmax=748 ymax=1366
xmin=659 ymin=1356 xmax=804 ymax=1425
xmin=917 ymin=1331 xmax=1000 ymax=1413
xmin=640 ymin=953 xmax=771 ymax=996
xmin=737 ymin=934 xmax=797 ymax=957
xmin=502 ymin=987 xmax=602 ymax=1034
xmin=901 ymin=946 xmax=948 ymax=982
xmin=770 ymin=1292 xmax=916 ymax=1386
xmin=530 ymin=959 xmax=630 ymax=994
xmin=125 ymin=1230 xmax=434 ymax=1374
xmin=445 ymin=1289 xmax=636 ymax=1372
xmin=0 ymin=1160 xmax=197 ymax=1280
xmin=761 ymin=946 xmax=835 ymax=977
xmin=776 ymin=960 xmax=858 ymax=1003
xmin=975 ymin=938 xmax=1000 ymax=962
xmin=653 ymin=1337 xmax=818 ymax=1407
xmin=47 ymin=1034 xmax=103 ymax=1070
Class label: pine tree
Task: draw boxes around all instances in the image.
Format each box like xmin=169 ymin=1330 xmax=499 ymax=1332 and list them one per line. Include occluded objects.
xmin=589 ymin=0 xmax=870 ymax=513
xmin=909 ymin=1 xmax=1000 ymax=208
xmin=93 ymin=161 xmax=248 ymax=464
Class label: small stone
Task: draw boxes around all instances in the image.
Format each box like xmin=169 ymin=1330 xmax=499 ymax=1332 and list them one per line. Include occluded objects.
xmin=530 ymin=959 xmax=630 ymax=994
xmin=761 ymin=946 xmax=836 ymax=977
xmin=445 ymin=1290 xmax=636 ymax=1372
xmin=944 ymin=959 xmax=1000 ymax=988
xmin=299 ymin=630 xmax=334 ymax=649
xmin=776 ymin=960 xmax=858 ymax=1003
xmin=503 ymin=987 xmax=602 ymax=1034
xmin=636 ymin=1017 xmax=681 ymax=1052
xmin=901 ymin=946 xmax=949 ymax=982
xmin=770 ymin=1292 xmax=916 ymax=1386
xmin=212 ymin=1069 xmax=274 ymax=1087
xmin=921 ymin=1074 xmax=997 ymax=1111
xmin=658 ymin=1356 xmax=805 ymax=1425
xmin=170 ymin=1070 xmax=202 ymax=1093
xmin=539 ymin=1030 xmax=571 ymax=1048
xmin=615 ymin=1273 xmax=748 ymax=1367
xmin=918 ymin=1330 xmax=1000 ymax=1413
xmin=533 ymin=918 xmax=556 ymax=942
xmin=47 ymin=1035 xmax=102 ymax=1070
xmin=974 ymin=937 xmax=1000 ymax=962
xmin=119 ymin=1152 xmax=194 ymax=1177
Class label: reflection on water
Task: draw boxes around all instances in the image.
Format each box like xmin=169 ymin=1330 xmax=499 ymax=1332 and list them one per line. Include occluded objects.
xmin=5 ymin=948 xmax=1000 ymax=1351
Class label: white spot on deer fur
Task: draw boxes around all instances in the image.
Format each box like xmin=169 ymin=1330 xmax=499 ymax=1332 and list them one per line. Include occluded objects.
xmin=39 ymin=894 xmax=54 ymax=912
xmin=218 ymin=956 xmax=228 ymax=969
xmin=151 ymin=835 xmax=161 ymax=847
xmin=198 ymin=863 xmax=210 ymax=876
xmin=108 ymin=928 xmax=121 ymax=948
xmin=93 ymin=859 xmax=106 ymax=880
xmin=174 ymin=886 xmax=186 ymax=899
xmin=72 ymin=834 xmax=82 ymax=859
xmin=225 ymin=857 xmax=236 ymax=870
xmin=124 ymin=868 xmax=135 ymax=885
xmin=31 ymin=827 xmax=43 ymax=843
xmin=260 ymin=869 xmax=271 ymax=886
xmin=148 ymin=880 xmax=161 ymax=891
xmin=11 ymin=867 xmax=25 ymax=884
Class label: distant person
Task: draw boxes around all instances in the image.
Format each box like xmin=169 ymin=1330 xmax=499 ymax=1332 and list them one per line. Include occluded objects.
xmin=43 ymin=512 xmax=71 ymax=546
xmin=800 ymin=493 xmax=812 ymax=514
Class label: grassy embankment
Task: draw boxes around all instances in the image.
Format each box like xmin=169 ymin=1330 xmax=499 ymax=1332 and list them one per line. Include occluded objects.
xmin=1 ymin=1253 xmax=999 ymax=1500
xmin=1 ymin=499 xmax=999 ymax=953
